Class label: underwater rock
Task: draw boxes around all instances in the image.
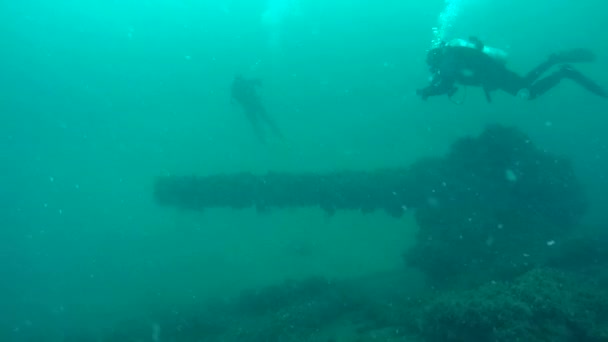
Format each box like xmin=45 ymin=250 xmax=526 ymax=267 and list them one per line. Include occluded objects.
xmin=405 ymin=125 xmax=587 ymax=287
xmin=416 ymin=268 xmax=608 ymax=342
xmin=84 ymin=268 xmax=608 ymax=342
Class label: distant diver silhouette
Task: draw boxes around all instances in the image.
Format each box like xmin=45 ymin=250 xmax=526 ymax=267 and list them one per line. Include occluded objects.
xmin=230 ymin=74 xmax=285 ymax=144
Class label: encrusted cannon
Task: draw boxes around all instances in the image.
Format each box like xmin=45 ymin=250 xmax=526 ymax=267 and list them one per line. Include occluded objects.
xmin=154 ymin=124 xmax=587 ymax=286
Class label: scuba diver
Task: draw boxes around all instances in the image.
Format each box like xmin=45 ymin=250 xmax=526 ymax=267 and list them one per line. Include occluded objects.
xmin=416 ymin=37 xmax=608 ymax=102
xmin=230 ymin=74 xmax=285 ymax=144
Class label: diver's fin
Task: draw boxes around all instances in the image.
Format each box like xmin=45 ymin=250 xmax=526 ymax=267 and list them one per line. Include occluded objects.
xmin=551 ymin=48 xmax=596 ymax=64
xmin=561 ymin=65 xmax=608 ymax=98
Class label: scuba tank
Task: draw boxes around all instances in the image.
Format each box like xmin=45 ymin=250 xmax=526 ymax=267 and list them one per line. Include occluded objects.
xmin=447 ymin=37 xmax=508 ymax=65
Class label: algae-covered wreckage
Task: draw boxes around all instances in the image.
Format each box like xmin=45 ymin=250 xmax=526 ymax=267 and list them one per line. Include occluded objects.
xmin=109 ymin=125 xmax=608 ymax=341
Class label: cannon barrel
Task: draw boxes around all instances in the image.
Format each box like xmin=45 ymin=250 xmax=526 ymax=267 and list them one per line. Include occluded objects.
xmin=153 ymin=124 xmax=589 ymax=287
xmin=153 ymin=124 xmax=586 ymax=230
xmin=154 ymin=169 xmax=422 ymax=217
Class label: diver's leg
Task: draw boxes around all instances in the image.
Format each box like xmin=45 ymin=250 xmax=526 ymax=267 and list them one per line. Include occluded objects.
xmin=524 ymin=57 xmax=559 ymax=85
xmin=498 ymin=70 xmax=529 ymax=97
xmin=528 ymin=65 xmax=608 ymax=100
xmin=245 ymin=110 xmax=267 ymax=144
xmin=524 ymin=48 xmax=597 ymax=85
xmin=258 ymin=108 xmax=285 ymax=140
xmin=265 ymin=117 xmax=285 ymax=140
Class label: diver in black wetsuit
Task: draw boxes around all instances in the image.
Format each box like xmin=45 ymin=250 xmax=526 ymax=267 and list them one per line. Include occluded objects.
xmin=231 ymin=74 xmax=284 ymax=144
xmin=416 ymin=37 xmax=608 ymax=102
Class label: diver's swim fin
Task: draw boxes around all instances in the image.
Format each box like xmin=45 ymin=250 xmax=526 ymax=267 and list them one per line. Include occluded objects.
xmin=551 ymin=48 xmax=596 ymax=64
xmin=561 ymin=65 xmax=608 ymax=98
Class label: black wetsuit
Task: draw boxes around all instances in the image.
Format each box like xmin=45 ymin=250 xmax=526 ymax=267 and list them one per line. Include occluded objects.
xmin=231 ymin=75 xmax=284 ymax=143
xmin=417 ymin=44 xmax=608 ymax=102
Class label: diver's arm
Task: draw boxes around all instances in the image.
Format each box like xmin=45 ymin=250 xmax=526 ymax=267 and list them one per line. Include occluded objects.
xmin=416 ymin=77 xmax=458 ymax=100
